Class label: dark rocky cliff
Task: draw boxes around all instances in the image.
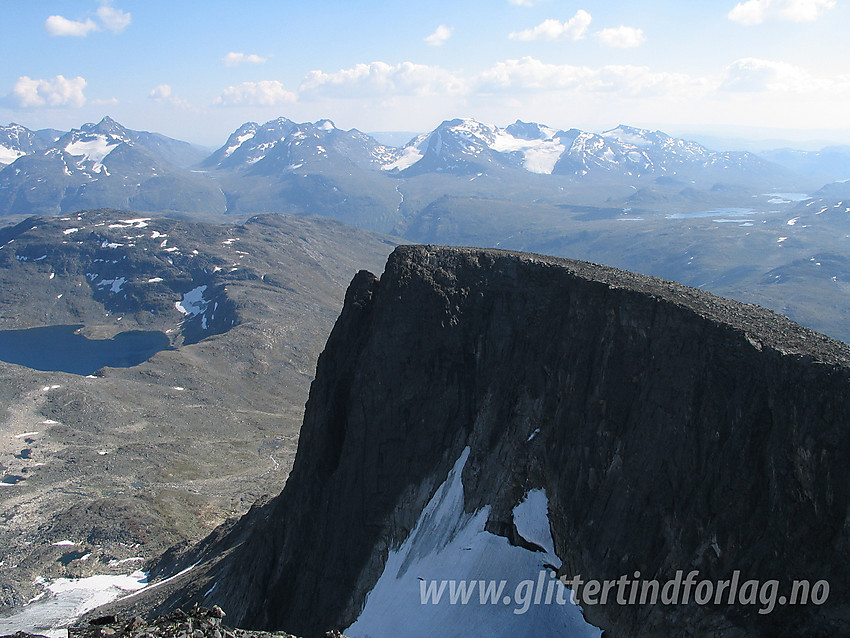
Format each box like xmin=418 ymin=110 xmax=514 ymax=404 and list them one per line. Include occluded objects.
xmin=114 ymin=245 xmax=850 ymax=637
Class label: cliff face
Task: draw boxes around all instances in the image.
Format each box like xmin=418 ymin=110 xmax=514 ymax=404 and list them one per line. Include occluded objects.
xmin=145 ymin=245 xmax=850 ymax=637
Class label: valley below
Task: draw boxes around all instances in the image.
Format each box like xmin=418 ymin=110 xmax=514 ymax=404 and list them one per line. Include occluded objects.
xmin=0 ymin=209 xmax=394 ymax=633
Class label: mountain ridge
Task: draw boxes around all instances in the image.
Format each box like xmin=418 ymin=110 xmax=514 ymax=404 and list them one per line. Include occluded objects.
xmin=0 ymin=115 xmax=812 ymax=223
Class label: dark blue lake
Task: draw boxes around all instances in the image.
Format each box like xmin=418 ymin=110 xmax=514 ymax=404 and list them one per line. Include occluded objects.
xmin=0 ymin=324 xmax=171 ymax=375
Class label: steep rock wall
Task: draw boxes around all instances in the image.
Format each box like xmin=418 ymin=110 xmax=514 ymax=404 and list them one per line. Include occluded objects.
xmin=138 ymin=245 xmax=850 ymax=637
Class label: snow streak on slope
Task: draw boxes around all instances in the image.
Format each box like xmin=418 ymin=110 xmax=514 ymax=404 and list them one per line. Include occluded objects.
xmin=382 ymin=139 xmax=426 ymax=171
xmin=345 ymin=447 xmax=601 ymax=638
xmin=224 ymin=129 xmax=257 ymax=157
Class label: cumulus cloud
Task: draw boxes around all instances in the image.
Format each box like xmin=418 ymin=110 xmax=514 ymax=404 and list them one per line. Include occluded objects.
xmin=45 ymin=3 xmax=131 ymax=36
xmin=96 ymin=4 xmax=131 ymax=33
xmin=222 ymin=52 xmax=268 ymax=67
xmin=424 ymin=25 xmax=453 ymax=46
xmin=728 ymin=0 xmax=835 ymax=24
xmin=215 ymin=81 xmax=297 ymax=106
xmin=44 ymin=15 xmax=99 ymax=37
xmin=509 ymin=10 xmax=592 ymax=41
xmin=477 ymin=58 xmax=591 ymax=91
xmin=12 ymin=75 xmax=87 ymax=108
xmin=597 ymin=26 xmax=645 ymax=48
xmin=300 ymin=61 xmax=467 ymax=98
xmin=720 ymin=57 xmax=848 ymax=93
xmin=476 ymin=56 xmax=709 ymax=97
xmin=149 ymin=84 xmax=173 ymax=100
xmin=148 ymin=83 xmax=191 ymax=108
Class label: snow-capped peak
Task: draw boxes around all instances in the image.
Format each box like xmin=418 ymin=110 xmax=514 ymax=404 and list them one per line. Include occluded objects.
xmin=58 ymin=118 xmax=133 ymax=173
xmin=383 ymin=118 xmax=566 ymax=174
xmin=80 ymin=116 xmax=132 ymax=143
xmin=316 ymin=119 xmax=336 ymax=132
xmin=503 ymin=120 xmax=561 ymax=142
xmin=0 ymin=123 xmax=52 ymax=165
xmin=602 ymin=125 xmax=657 ymax=147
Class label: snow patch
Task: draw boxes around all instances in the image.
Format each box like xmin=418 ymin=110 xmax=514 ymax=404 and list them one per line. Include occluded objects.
xmin=175 ymin=285 xmax=209 ymax=317
xmin=64 ymin=135 xmax=119 ymax=173
xmin=0 ymin=145 xmax=25 ymax=165
xmin=0 ymin=571 xmax=148 ymax=637
xmin=492 ymin=131 xmax=565 ymax=174
xmin=513 ymin=489 xmax=554 ymax=555
xmin=346 ymin=448 xmax=600 ymax=638
xmin=223 ymin=130 xmax=256 ymax=157
xmin=382 ymin=144 xmax=424 ymax=171
xmin=109 ymin=218 xmax=150 ymax=229
xmin=97 ymin=277 xmax=127 ymax=294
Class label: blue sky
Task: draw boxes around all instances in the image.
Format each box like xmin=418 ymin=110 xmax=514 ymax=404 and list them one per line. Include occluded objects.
xmin=1 ymin=0 xmax=848 ymax=147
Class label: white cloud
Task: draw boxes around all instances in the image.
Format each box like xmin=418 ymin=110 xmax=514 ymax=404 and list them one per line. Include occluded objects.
xmin=96 ymin=4 xmax=131 ymax=33
xmin=12 ymin=75 xmax=87 ymax=108
xmin=424 ymin=25 xmax=453 ymax=47
xmin=728 ymin=0 xmax=835 ymax=24
xmin=476 ymin=56 xmax=709 ymax=97
xmin=509 ymin=0 xmax=537 ymax=5
xmin=149 ymin=84 xmax=191 ymax=108
xmin=478 ymin=57 xmax=592 ymax=91
xmin=728 ymin=0 xmax=770 ymax=23
xmin=222 ymin=52 xmax=268 ymax=67
xmin=44 ymin=3 xmax=131 ymax=36
xmin=149 ymin=84 xmax=173 ymax=100
xmin=720 ymin=57 xmax=849 ymax=93
xmin=597 ymin=26 xmax=645 ymax=48
xmin=509 ymin=10 xmax=592 ymax=41
xmin=300 ymin=61 xmax=467 ymax=98
xmin=45 ymin=15 xmax=99 ymax=37
xmin=778 ymin=0 xmax=836 ymax=20
xmin=215 ymin=81 xmax=297 ymax=106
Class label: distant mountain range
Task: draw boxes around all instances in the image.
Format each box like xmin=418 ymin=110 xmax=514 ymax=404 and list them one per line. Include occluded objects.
xmin=0 ymin=117 xmax=221 ymax=217
xmin=0 ymin=115 xmax=837 ymax=230
xmin=4 ymin=116 xmax=850 ymax=345
xmin=383 ymin=118 xmax=789 ymax=184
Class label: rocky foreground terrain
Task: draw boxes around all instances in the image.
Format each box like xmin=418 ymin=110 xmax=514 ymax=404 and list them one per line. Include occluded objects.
xmin=95 ymin=245 xmax=850 ymax=637
xmin=0 ymin=210 xmax=395 ymax=614
xmin=5 ymin=604 xmax=347 ymax=638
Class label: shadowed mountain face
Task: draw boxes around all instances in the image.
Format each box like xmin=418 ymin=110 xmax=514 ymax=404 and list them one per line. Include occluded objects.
xmin=116 ymin=245 xmax=850 ymax=638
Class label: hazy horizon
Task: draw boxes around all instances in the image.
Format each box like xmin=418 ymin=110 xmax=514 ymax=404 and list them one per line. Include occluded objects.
xmin=2 ymin=1 xmax=849 ymax=148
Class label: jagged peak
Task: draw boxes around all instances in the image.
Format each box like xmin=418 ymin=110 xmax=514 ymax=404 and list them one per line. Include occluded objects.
xmin=260 ymin=116 xmax=295 ymax=130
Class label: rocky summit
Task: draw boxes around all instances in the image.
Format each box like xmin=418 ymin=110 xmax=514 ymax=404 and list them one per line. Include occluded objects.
xmin=94 ymin=245 xmax=850 ymax=637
